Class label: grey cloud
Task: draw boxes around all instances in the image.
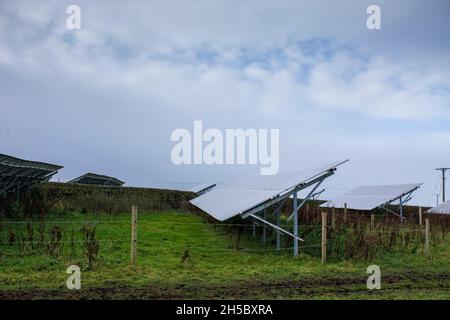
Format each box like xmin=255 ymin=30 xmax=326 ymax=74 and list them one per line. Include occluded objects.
xmin=1 ymin=0 xmax=450 ymax=207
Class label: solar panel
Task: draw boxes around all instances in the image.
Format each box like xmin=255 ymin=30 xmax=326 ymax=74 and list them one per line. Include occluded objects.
xmin=190 ymin=160 xmax=347 ymax=221
xmin=68 ymin=173 xmax=124 ymax=186
xmin=0 ymin=153 xmax=63 ymax=195
xmin=0 ymin=153 xmax=62 ymax=174
xmin=320 ymin=183 xmax=422 ymax=210
xmin=427 ymin=200 xmax=450 ymax=214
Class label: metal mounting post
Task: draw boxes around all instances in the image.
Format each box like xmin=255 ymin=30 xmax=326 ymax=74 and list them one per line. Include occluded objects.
xmin=293 ymin=191 xmax=298 ymax=257
xmin=276 ymin=210 xmax=281 ymax=250
xmin=262 ymin=209 xmax=267 ymax=245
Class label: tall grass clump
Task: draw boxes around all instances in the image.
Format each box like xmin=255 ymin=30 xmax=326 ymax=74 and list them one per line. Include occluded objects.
xmin=81 ymin=223 xmax=99 ymax=270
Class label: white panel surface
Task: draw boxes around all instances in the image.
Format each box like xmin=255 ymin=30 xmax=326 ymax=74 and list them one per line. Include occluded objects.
xmin=427 ymin=200 xmax=450 ymax=214
xmin=320 ymin=183 xmax=422 ymax=210
xmin=190 ymin=160 xmax=347 ymax=221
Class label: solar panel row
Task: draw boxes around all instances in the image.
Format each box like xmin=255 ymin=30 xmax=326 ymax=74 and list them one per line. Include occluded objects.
xmin=68 ymin=173 xmax=124 ymax=186
xmin=427 ymin=200 xmax=450 ymax=214
xmin=190 ymin=160 xmax=348 ymax=221
xmin=0 ymin=153 xmax=125 ymax=193
xmin=320 ymin=183 xmax=423 ymax=210
xmin=0 ymin=153 xmax=63 ymax=195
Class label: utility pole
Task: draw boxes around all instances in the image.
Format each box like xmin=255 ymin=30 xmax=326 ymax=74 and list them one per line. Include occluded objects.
xmin=436 ymin=168 xmax=450 ymax=203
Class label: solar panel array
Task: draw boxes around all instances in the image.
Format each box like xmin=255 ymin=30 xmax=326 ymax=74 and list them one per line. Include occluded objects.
xmin=0 ymin=153 xmax=63 ymax=194
xmin=427 ymin=200 xmax=450 ymax=214
xmin=190 ymin=161 xmax=347 ymax=221
xmin=320 ymin=183 xmax=422 ymax=210
xmin=68 ymin=173 xmax=124 ymax=186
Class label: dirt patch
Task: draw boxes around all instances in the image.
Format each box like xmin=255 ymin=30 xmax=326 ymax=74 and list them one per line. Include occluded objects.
xmin=1 ymin=272 xmax=449 ymax=300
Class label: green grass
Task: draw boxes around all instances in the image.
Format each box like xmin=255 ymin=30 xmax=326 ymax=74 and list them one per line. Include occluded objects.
xmin=0 ymin=211 xmax=449 ymax=299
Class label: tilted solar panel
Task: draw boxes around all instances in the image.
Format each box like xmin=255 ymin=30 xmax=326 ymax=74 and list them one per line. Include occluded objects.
xmin=68 ymin=173 xmax=124 ymax=186
xmin=320 ymin=183 xmax=422 ymax=210
xmin=0 ymin=153 xmax=62 ymax=172
xmin=427 ymin=200 xmax=450 ymax=214
xmin=190 ymin=160 xmax=347 ymax=221
xmin=0 ymin=153 xmax=63 ymax=194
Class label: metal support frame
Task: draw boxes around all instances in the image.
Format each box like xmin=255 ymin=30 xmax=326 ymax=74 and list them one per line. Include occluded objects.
xmin=242 ymin=170 xmax=336 ymax=256
xmin=378 ymin=188 xmax=419 ymax=221
xmin=40 ymin=171 xmax=57 ymax=182
xmin=311 ymin=188 xmax=326 ymax=200
xmin=5 ymin=177 xmax=20 ymax=193
xmin=276 ymin=210 xmax=281 ymax=250
xmin=288 ymin=177 xmax=327 ymax=221
xmin=0 ymin=169 xmax=57 ymax=197
xmin=242 ymin=171 xmax=334 ymax=219
xmin=0 ymin=151 xmax=64 ymax=204
xmin=293 ymin=191 xmax=298 ymax=257
xmin=248 ymin=213 xmax=303 ymax=242
xmin=262 ymin=209 xmax=267 ymax=245
xmin=379 ymin=205 xmax=404 ymax=220
xmin=196 ymin=184 xmax=217 ymax=196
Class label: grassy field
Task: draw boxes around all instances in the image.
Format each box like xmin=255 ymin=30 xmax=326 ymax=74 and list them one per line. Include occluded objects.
xmin=0 ymin=211 xmax=449 ymax=299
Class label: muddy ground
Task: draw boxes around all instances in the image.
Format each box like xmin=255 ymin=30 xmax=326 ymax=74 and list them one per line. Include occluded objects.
xmin=1 ymin=272 xmax=449 ymax=300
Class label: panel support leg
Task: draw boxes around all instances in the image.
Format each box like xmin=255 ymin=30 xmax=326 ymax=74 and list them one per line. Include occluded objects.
xmin=276 ymin=210 xmax=280 ymax=250
xmin=288 ymin=178 xmax=325 ymax=221
xmin=399 ymin=196 xmax=403 ymax=222
xmin=248 ymin=213 xmax=303 ymax=242
xmin=262 ymin=209 xmax=267 ymax=245
xmin=293 ymin=191 xmax=298 ymax=257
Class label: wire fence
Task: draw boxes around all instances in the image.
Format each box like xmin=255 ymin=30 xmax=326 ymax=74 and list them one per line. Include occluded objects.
xmin=0 ymin=215 xmax=438 ymax=229
xmin=0 ymin=218 xmax=327 ymax=257
xmin=1 ymin=209 xmax=447 ymax=262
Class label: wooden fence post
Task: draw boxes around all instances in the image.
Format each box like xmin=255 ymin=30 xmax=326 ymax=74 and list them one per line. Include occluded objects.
xmin=425 ymin=218 xmax=430 ymax=256
xmin=131 ymin=205 xmax=138 ymax=266
xmin=419 ymin=206 xmax=423 ymax=227
xmin=321 ymin=211 xmax=327 ymax=264
xmin=343 ymin=203 xmax=348 ymax=223
xmin=331 ymin=206 xmax=336 ymax=230
xmin=370 ymin=214 xmax=375 ymax=230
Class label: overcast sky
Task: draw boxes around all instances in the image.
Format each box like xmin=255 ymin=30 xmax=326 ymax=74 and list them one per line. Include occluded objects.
xmin=1 ymin=0 xmax=450 ymax=206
